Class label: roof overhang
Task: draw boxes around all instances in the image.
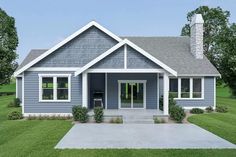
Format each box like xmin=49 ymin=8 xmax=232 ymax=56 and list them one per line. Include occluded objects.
xmin=74 ymin=39 xmax=177 ymax=76
xmin=13 ymin=21 xmax=122 ymax=77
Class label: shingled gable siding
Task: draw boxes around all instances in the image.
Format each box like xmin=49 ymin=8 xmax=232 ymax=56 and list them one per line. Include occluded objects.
xmin=127 ymin=46 xmax=161 ymax=69
xmin=107 ymin=73 xmax=158 ymax=109
xmin=33 ymin=26 xmax=118 ymax=67
xmin=159 ymin=77 xmax=214 ymax=107
xmin=24 ymin=71 xmax=82 ymax=113
xmin=16 ymin=77 xmax=22 ymax=102
xmin=90 ymin=46 xmax=124 ymax=69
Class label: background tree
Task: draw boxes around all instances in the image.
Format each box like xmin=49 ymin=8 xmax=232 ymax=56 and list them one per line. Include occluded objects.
xmin=217 ymin=24 xmax=236 ymax=96
xmin=0 ymin=8 xmax=18 ymax=85
xmin=181 ymin=6 xmax=230 ymax=69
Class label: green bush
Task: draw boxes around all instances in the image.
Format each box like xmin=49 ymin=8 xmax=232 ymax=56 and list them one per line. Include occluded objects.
xmin=110 ymin=117 xmax=123 ymax=123
xmin=159 ymin=94 xmax=176 ymax=111
xmin=206 ymin=106 xmax=214 ymax=113
xmin=216 ymin=105 xmax=228 ymax=113
xmin=169 ymin=105 xmax=185 ymax=123
xmin=72 ymin=106 xmax=88 ymax=123
xmin=154 ymin=117 xmax=166 ymax=123
xmin=190 ymin=108 xmax=204 ymax=114
xmin=8 ymin=111 xmax=23 ymax=120
xmin=8 ymin=98 xmax=21 ymax=107
xmin=94 ymin=107 xmax=103 ymax=123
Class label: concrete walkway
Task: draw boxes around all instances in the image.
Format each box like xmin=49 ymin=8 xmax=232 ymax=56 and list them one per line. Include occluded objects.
xmin=55 ymin=124 xmax=236 ymax=149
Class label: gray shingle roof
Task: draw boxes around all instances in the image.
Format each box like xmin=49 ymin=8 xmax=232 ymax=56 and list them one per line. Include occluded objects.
xmin=16 ymin=49 xmax=47 ymax=71
xmin=122 ymin=36 xmax=220 ymax=76
xmin=17 ymin=37 xmax=220 ymax=76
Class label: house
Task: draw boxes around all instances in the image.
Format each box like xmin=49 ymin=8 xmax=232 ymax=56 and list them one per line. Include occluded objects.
xmin=14 ymin=14 xmax=220 ymax=117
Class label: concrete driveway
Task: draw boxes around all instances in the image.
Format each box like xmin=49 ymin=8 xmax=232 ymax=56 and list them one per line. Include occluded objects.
xmin=55 ymin=124 xmax=236 ymax=149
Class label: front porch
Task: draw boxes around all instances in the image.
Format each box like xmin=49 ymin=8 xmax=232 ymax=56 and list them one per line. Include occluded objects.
xmin=82 ymin=70 xmax=170 ymax=116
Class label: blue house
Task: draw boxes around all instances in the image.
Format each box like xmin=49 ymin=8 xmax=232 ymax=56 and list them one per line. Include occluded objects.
xmin=14 ymin=14 xmax=220 ymax=117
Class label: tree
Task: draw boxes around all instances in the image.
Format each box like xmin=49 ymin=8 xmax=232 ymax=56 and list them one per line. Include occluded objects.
xmin=217 ymin=24 xmax=236 ymax=96
xmin=0 ymin=8 xmax=18 ymax=85
xmin=181 ymin=6 xmax=230 ymax=68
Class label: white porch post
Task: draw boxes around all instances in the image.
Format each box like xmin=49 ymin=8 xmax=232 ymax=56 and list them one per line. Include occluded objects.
xmin=163 ymin=73 xmax=169 ymax=115
xmin=82 ymin=72 xmax=88 ymax=108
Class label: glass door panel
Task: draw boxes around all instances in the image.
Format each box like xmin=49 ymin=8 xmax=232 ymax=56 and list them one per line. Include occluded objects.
xmin=133 ymin=83 xmax=144 ymax=108
xmin=120 ymin=83 xmax=132 ymax=108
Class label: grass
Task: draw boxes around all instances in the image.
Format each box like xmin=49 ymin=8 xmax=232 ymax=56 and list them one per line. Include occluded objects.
xmin=0 ymin=82 xmax=16 ymax=93
xmin=188 ymin=86 xmax=236 ymax=144
xmin=0 ymin=87 xmax=235 ymax=156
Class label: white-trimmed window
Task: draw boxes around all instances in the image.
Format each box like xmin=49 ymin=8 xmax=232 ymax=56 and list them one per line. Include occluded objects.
xmin=39 ymin=74 xmax=71 ymax=102
xmin=169 ymin=77 xmax=204 ymax=99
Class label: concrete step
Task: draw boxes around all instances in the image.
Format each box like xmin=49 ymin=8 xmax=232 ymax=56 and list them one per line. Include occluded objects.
xmin=123 ymin=116 xmax=154 ymax=124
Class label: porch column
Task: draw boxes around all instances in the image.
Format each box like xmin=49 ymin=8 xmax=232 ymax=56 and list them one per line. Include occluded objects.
xmin=163 ymin=73 xmax=169 ymax=115
xmin=82 ymin=72 xmax=88 ymax=108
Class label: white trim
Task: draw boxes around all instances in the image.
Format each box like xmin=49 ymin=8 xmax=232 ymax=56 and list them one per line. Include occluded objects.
xmin=174 ymin=98 xmax=204 ymax=100
xmin=75 ymin=41 xmax=125 ymax=76
xmin=105 ymin=73 xmax=108 ymax=109
xmin=213 ymin=77 xmax=216 ymax=109
xmin=157 ymin=73 xmax=159 ymax=110
xmin=22 ymin=73 xmax=25 ymax=114
xmin=190 ymin=78 xmax=193 ymax=98
xmin=75 ymin=39 xmax=177 ymax=76
xmin=118 ymin=80 xmax=147 ymax=109
xmin=178 ymin=78 xmax=181 ymax=98
xmin=177 ymin=74 xmax=221 ymax=77
xmin=14 ymin=21 xmax=122 ymax=77
xmin=85 ymin=68 xmax=166 ymax=73
xmin=124 ymin=44 xmax=127 ymax=69
xmin=183 ymin=106 xmax=208 ymax=110
xmin=28 ymin=67 xmax=79 ymax=71
xmin=163 ymin=73 xmax=169 ymax=115
xmin=38 ymin=74 xmax=71 ymax=102
xmin=124 ymin=39 xmax=177 ymax=76
xmin=16 ymin=78 xmax=18 ymax=98
xmin=201 ymin=77 xmax=205 ymax=99
xmin=82 ymin=72 xmax=88 ymax=107
xmin=23 ymin=113 xmax=72 ymax=117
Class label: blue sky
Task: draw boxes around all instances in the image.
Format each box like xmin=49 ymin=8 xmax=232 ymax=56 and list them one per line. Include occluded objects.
xmin=0 ymin=0 xmax=236 ymax=63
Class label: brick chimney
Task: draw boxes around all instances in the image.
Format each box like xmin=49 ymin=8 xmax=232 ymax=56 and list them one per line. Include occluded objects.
xmin=190 ymin=14 xmax=204 ymax=59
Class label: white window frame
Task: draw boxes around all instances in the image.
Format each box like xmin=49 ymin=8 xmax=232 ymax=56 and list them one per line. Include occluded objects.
xmin=39 ymin=74 xmax=71 ymax=102
xmin=171 ymin=77 xmax=204 ymax=100
xmin=118 ymin=80 xmax=146 ymax=109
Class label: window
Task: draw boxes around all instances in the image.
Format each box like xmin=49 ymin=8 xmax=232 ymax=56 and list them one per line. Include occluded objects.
xmin=39 ymin=74 xmax=71 ymax=102
xmin=193 ymin=78 xmax=202 ymax=98
xmin=42 ymin=77 xmax=53 ymax=100
xmin=57 ymin=77 xmax=68 ymax=100
xmin=181 ymin=78 xmax=190 ymax=98
xmin=169 ymin=79 xmax=178 ymax=98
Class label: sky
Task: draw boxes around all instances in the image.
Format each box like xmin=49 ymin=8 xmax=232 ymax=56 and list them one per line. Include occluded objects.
xmin=0 ymin=0 xmax=236 ymax=64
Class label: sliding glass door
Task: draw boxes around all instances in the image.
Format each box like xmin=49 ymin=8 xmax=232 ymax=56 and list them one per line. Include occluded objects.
xmin=119 ymin=81 xmax=146 ymax=109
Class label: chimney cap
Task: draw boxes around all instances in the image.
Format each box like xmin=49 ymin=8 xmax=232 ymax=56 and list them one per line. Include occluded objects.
xmin=190 ymin=14 xmax=204 ymax=26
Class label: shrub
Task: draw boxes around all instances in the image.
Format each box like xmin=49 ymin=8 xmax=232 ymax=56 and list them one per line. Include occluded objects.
xmin=169 ymin=105 xmax=185 ymax=123
xmin=190 ymin=108 xmax=204 ymax=114
xmin=8 ymin=111 xmax=23 ymax=120
xmin=110 ymin=117 xmax=123 ymax=123
xmin=94 ymin=107 xmax=103 ymax=123
xmin=8 ymin=98 xmax=21 ymax=107
xmin=72 ymin=106 xmax=88 ymax=123
xmin=206 ymin=106 xmax=214 ymax=113
xmin=216 ymin=105 xmax=228 ymax=113
xmin=159 ymin=94 xmax=176 ymax=111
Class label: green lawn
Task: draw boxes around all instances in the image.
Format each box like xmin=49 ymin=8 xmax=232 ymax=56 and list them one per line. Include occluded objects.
xmin=0 ymin=83 xmax=16 ymax=93
xmin=0 ymin=87 xmax=235 ymax=156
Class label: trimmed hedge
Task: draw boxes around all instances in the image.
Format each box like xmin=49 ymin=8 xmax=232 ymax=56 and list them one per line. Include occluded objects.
xmin=190 ymin=108 xmax=204 ymax=114
xmin=8 ymin=111 xmax=23 ymax=120
xmin=72 ymin=106 xmax=88 ymax=123
xmin=206 ymin=106 xmax=214 ymax=113
xmin=169 ymin=105 xmax=185 ymax=123
xmin=94 ymin=107 xmax=103 ymax=123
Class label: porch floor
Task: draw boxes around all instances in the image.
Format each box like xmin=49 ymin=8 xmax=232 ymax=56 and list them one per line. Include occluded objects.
xmin=88 ymin=109 xmax=165 ymax=123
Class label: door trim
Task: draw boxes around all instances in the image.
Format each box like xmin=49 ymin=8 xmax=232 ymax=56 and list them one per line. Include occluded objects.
xmin=118 ymin=80 xmax=146 ymax=109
